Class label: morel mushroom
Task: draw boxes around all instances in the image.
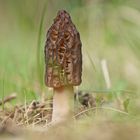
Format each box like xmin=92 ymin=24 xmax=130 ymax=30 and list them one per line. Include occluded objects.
xmin=44 ymin=10 xmax=82 ymax=123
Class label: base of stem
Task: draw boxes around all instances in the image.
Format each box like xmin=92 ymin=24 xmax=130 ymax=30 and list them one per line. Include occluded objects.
xmin=52 ymin=85 xmax=74 ymax=123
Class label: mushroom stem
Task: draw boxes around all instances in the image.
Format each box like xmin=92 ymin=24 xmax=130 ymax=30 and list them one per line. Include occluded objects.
xmin=52 ymin=85 xmax=74 ymax=123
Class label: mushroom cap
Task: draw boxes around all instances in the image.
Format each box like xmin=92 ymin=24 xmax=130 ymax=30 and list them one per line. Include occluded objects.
xmin=44 ymin=10 xmax=82 ymax=88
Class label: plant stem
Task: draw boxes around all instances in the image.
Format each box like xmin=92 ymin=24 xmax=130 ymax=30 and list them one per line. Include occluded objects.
xmin=52 ymin=85 xmax=74 ymax=123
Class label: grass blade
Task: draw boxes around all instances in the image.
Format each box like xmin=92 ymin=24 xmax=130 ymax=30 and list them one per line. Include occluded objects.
xmin=37 ymin=2 xmax=47 ymax=87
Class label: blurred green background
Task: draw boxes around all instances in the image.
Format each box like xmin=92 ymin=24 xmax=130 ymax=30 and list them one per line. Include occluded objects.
xmin=0 ymin=0 xmax=140 ymax=117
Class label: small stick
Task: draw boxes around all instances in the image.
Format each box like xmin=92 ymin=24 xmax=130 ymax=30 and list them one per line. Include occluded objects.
xmin=101 ymin=59 xmax=111 ymax=89
xmin=0 ymin=93 xmax=17 ymax=106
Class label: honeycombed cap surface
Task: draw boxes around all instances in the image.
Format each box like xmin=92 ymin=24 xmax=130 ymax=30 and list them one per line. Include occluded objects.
xmin=45 ymin=10 xmax=82 ymax=88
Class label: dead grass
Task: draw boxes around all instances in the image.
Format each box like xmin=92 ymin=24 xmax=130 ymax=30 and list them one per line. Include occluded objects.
xmin=0 ymin=91 xmax=138 ymax=140
xmin=0 ymin=100 xmax=52 ymax=127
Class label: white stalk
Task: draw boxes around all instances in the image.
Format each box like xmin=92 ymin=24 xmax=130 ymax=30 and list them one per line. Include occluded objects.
xmin=52 ymin=85 xmax=74 ymax=124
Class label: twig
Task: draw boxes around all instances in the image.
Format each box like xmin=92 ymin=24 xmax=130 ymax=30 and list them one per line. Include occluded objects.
xmin=74 ymin=107 xmax=129 ymax=118
xmin=0 ymin=94 xmax=17 ymax=106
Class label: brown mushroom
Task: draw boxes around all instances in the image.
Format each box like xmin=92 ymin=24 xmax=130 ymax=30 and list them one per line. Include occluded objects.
xmin=44 ymin=10 xmax=82 ymax=123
